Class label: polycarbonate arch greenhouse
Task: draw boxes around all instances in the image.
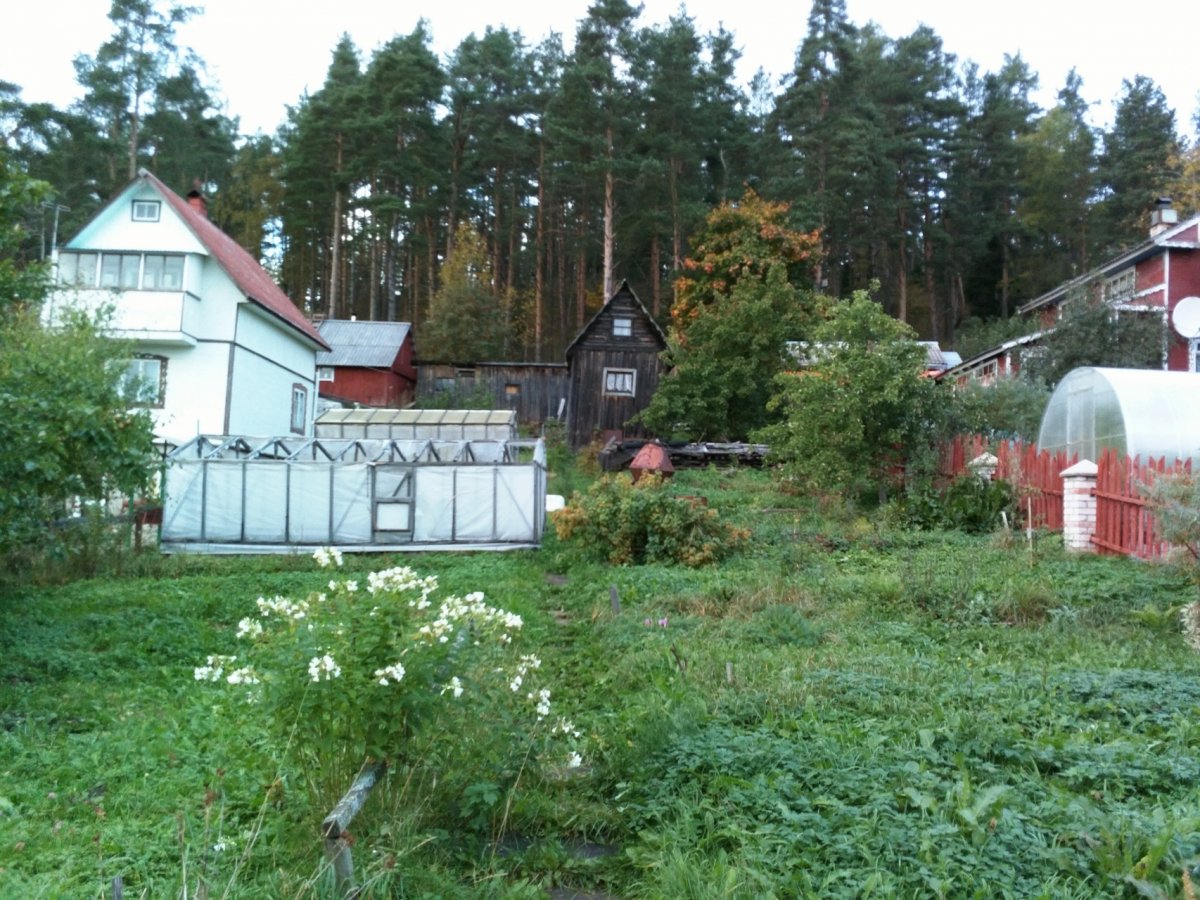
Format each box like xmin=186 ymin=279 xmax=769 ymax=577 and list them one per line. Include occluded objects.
xmin=160 ymin=435 xmax=547 ymax=553
xmin=1037 ymin=367 xmax=1200 ymax=464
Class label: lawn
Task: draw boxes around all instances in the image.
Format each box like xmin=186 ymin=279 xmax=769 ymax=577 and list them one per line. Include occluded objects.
xmin=2 ymin=465 xmax=1199 ymax=898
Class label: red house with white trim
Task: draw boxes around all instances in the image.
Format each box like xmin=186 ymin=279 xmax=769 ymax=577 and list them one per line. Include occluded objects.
xmin=946 ymin=202 xmax=1200 ymax=382
xmin=316 ymin=319 xmax=417 ymax=408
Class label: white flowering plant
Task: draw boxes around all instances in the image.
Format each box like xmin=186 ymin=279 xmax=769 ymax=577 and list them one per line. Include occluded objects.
xmin=195 ymin=549 xmax=582 ymax=771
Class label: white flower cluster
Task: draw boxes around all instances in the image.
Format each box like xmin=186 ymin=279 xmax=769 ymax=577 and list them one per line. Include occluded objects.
xmin=236 ymin=617 xmax=263 ymax=639
xmin=256 ymin=595 xmax=310 ymax=621
xmin=312 ymin=546 xmax=344 ymax=568
xmin=1182 ymin=601 xmax=1200 ymax=651
xmin=308 ymin=653 xmax=342 ymax=682
xmin=441 ymin=675 xmax=464 ymax=698
xmin=328 ymin=579 xmax=358 ymax=593
xmin=194 ymin=655 xmax=237 ymax=681
xmin=415 ymin=592 xmax=524 ymax=646
xmin=508 ymin=653 xmax=542 ymax=693
xmin=367 ymin=566 xmax=439 ymax=607
xmin=373 ymin=661 xmax=406 ymax=686
xmin=226 ymin=665 xmax=260 ymax=685
xmin=529 ymin=687 xmax=551 ymax=719
xmin=551 ymin=717 xmax=582 ymax=740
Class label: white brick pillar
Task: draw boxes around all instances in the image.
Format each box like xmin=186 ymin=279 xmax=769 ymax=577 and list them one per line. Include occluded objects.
xmin=968 ymin=452 xmax=999 ymax=481
xmin=1061 ymin=459 xmax=1098 ymax=553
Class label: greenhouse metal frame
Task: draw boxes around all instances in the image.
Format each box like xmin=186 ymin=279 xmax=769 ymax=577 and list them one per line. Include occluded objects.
xmin=314 ymin=408 xmax=517 ymax=441
xmin=161 ymin=434 xmax=546 ymax=553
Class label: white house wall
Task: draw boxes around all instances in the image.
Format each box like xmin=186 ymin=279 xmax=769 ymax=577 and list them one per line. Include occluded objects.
xmin=150 ymin=341 xmax=231 ymax=441
xmin=73 ymin=184 xmax=208 ymax=256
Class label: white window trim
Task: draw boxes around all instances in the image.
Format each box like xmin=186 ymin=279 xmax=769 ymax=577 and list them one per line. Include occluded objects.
xmin=317 ymin=366 xmax=335 ymax=382
xmin=132 ymin=200 xmax=161 ymax=222
xmin=291 ymin=384 xmax=308 ymax=434
xmin=602 ymin=367 xmax=636 ymax=397
xmin=612 ymin=317 xmax=633 ymax=337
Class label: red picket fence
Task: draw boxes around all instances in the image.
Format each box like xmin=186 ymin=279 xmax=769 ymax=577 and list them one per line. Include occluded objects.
xmin=939 ymin=435 xmax=1075 ymax=530
xmin=1092 ymin=448 xmax=1190 ymax=559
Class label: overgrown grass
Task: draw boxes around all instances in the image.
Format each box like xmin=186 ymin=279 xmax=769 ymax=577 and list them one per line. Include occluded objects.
xmin=2 ymin=465 xmax=1198 ymax=897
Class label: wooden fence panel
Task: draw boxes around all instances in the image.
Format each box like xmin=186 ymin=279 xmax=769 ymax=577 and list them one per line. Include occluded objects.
xmin=1093 ymin=450 xmax=1188 ymax=559
xmin=941 ymin=435 xmax=1072 ymax=531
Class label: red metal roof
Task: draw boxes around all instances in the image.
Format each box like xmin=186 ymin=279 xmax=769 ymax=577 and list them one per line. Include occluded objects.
xmin=141 ymin=170 xmax=329 ymax=350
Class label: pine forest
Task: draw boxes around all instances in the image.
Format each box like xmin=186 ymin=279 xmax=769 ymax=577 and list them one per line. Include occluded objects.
xmin=3 ymin=0 xmax=1198 ymax=362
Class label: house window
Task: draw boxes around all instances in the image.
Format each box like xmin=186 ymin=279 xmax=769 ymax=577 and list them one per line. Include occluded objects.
xmin=141 ymin=254 xmax=184 ymax=289
xmin=291 ymin=385 xmax=308 ymax=433
xmin=120 ymin=355 xmax=166 ymax=407
xmin=57 ymin=251 xmax=98 ymax=287
xmin=612 ymin=317 xmax=632 ymax=337
xmin=1191 ymin=338 xmax=1200 ymax=373
xmin=317 ymin=366 xmax=335 ymax=382
xmin=58 ymin=251 xmax=184 ymax=290
xmin=602 ymin=367 xmax=636 ymax=397
xmin=1104 ymin=270 xmax=1135 ymax=303
xmin=131 ymin=200 xmax=161 ymax=222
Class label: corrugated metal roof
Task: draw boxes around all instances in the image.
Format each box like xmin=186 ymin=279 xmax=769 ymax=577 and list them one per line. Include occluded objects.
xmin=317 ymin=319 xmax=412 ymax=367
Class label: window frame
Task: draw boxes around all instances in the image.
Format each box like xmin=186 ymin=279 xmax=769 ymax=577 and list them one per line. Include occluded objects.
xmin=317 ymin=366 xmax=335 ymax=383
xmin=612 ymin=316 xmax=633 ymax=338
xmin=602 ymin=367 xmax=637 ymax=398
xmin=290 ymin=384 xmax=308 ymax=434
xmin=121 ymin=354 xmax=167 ymax=408
xmin=131 ymin=199 xmax=161 ymax=222
xmin=57 ymin=250 xmax=185 ymax=291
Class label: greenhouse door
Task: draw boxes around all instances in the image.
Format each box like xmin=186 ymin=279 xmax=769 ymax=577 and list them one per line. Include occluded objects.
xmin=373 ymin=466 xmax=415 ymax=541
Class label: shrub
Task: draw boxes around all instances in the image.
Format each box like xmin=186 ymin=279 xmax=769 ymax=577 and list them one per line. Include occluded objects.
xmin=894 ymin=476 xmax=1016 ymax=534
xmin=552 ymin=473 xmax=749 ymax=566
xmin=194 ymin=550 xmax=582 ymax=775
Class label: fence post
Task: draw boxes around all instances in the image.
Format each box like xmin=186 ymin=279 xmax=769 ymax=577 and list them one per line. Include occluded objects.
xmin=1061 ymin=459 xmax=1098 ymax=553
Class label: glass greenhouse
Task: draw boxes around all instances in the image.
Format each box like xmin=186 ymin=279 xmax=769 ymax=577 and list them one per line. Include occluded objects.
xmin=160 ymin=435 xmax=546 ymax=552
xmin=1037 ymin=367 xmax=1200 ymax=463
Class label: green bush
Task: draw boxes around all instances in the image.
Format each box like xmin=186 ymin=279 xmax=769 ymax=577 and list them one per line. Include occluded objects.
xmin=896 ymin=475 xmax=1017 ymax=534
xmin=552 ymin=473 xmax=749 ymax=566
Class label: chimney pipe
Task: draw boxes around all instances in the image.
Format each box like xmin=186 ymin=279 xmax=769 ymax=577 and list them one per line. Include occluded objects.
xmin=1150 ymin=196 xmax=1177 ymax=237
xmin=186 ymin=188 xmax=208 ymax=219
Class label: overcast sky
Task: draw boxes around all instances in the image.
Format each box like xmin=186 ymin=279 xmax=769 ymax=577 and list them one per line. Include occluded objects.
xmin=4 ymin=0 xmax=1198 ymax=139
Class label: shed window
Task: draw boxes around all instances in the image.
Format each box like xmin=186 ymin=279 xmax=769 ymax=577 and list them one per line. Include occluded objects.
xmin=120 ymin=355 xmax=166 ymax=407
xmin=131 ymin=200 xmax=161 ymax=222
xmin=603 ymin=368 xmax=636 ymax=397
xmin=505 ymin=383 xmax=520 ymax=397
xmin=291 ymin=384 xmax=308 ymax=433
xmin=612 ymin=317 xmax=632 ymax=337
xmin=317 ymin=366 xmax=335 ymax=382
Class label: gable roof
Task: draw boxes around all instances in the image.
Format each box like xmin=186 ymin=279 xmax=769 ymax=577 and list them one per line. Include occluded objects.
xmin=564 ymin=279 xmax=666 ymax=358
xmin=1018 ymin=213 xmax=1200 ymax=316
xmin=95 ymin=170 xmax=329 ymax=350
xmin=317 ymin=319 xmax=411 ymax=367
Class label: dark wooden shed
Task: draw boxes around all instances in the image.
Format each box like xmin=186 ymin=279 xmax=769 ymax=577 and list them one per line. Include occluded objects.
xmin=417 ymin=361 xmax=569 ymax=428
xmin=565 ymin=281 xmax=667 ymax=449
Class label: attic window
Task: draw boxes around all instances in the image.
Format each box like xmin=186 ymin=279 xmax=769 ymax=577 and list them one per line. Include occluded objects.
xmin=613 ymin=317 xmax=632 ymax=337
xmin=132 ymin=200 xmax=160 ymax=222
xmin=602 ymin=367 xmax=636 ymax=397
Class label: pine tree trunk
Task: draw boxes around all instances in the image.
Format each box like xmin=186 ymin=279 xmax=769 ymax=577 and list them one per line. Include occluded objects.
xmin=534 ymin=140 xmax=545 ymax=362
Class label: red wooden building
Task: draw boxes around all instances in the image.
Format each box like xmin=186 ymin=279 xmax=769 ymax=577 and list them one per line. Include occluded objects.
xmin=316 ymin=319 xmax=417 ymax=408
xmin=946 ymin=202 xmax=1200 ymax=382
